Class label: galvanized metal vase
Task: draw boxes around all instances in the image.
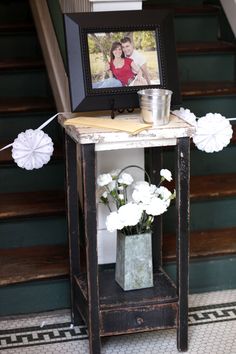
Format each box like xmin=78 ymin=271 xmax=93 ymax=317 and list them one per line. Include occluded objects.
xmin=115 ymin=231 xmax=154 ymax=291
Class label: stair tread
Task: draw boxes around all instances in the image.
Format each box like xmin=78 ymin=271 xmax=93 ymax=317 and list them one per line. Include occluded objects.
xmin=165 ymin=172 xmax=236 ymax=201
xmin=190 ymin=173 xmax=236 ymax=200
xmin=0 ymin=173 xmax=234 ymax=220
xmin=163 ymin=227 xmax=236 ymax=261
xmin=231 ymin=125 xmax=236 ymax=144
xmin=181 ymin=81 xmax=236 ymax=97
xmin=0 ymin=143 xmax=64 ymax=164
xmin=1 ymin=225 xmax=234 ymax=286
xmin=0 ymin=97 xmax=55 ymax=114
xmin=0 ymin=190 xmax=65 ymax=220
xmin=177 ymin=41 xmax=236 ymax=54
xmin=0 ymin=58 xmax=44 ymax=71
xmin=0 ymin=171 xmax=235 ymax=219
xmin=0 ymin=22 xmax=34 ymax=33
xmin=143 ymin=4 xmax=219 ymax=15
xmin=0 ymin=245 xmax=69 ymax=286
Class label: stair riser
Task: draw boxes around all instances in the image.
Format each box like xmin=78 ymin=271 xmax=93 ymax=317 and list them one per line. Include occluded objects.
xmin=178 ymin=54 xmax=235 ymax=82
xmin=0 ymin=163 xmax=65 ymax=193
xmin=1 ymin=255 xmax=235 ymax=316
xmin=164 ymin=198 xmax=236 ymax=233
xmin=165 ymin=255 xmax=236 ymax=293
xmin=147 ymin=0 xmax=205 ymax=5
xmin=181 ymin=96 xmax=236 ymax=117
xmin=190 ymin=147 xmax=236 ymax=175
xmin=0 ymin=217 xmax=67 ymax=248
xmin=0 ymin=279 xmax=70 ymax=316
xmin=163 ymin=146 xmax=236 ymax=176
xmin=0 ymin=114 xmax=62 ymax=141
xmin=0 ymin=0 xmax=31 ymax=24
xmin=191 ymin=199 xmax=236 ymax=231
xmin=0 ymin=71 xmax=51 ymax=97
xmin=175 ymin=16 xmax=219 ymax=41
xmin=0 ymin=0 xmax=235 ymax=317
xmin=0 ymin=35 xmax=41 ymax=59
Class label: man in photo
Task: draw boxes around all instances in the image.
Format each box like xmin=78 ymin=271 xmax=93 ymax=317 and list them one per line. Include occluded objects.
xmin=121 ymin=36 xmax=151 ymax=85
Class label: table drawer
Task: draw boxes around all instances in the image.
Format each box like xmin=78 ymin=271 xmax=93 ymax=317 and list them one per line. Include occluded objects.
xmin=100 ymin=302 xmax=178 ymax=336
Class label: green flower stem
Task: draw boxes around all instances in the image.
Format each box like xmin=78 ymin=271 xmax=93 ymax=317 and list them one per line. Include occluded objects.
xmin=158 ymin=176 xmax=165 ymax=187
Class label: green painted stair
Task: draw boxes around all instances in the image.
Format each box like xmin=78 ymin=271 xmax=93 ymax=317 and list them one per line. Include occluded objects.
xmin=144 ymin=0 xmax=236 ymax=292
xmin=0 ymin=0 xmax=68 ymax=316
xmin=1 ymin=0 xmax=236 ymax=316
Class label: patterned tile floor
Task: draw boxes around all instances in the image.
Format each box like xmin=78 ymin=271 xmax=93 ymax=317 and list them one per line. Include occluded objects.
xmin=0 ymin=289 xmax=236 ymax=353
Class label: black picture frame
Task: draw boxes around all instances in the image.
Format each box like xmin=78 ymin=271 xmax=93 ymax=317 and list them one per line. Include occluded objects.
xmin=64 ymin=9 xmax=181 ymax=113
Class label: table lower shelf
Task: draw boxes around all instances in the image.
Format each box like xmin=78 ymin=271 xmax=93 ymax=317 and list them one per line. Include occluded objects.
xmin=74 ymin=267 xmax=178 ymax=336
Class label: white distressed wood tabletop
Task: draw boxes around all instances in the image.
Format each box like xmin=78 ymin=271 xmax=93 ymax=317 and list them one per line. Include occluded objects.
xmin=58 ymin=110 xmax=195 ymax=151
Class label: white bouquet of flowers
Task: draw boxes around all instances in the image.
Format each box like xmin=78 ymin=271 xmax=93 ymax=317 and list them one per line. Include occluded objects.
xmin=97 ymin=165 xmax=175 ymax=236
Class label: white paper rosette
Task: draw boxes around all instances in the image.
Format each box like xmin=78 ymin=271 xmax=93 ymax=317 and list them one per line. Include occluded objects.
xmin=12 ymin=129 xmax=54 ymax=170
xmin=172 ymin=107 xmax=197 ymax=127
xmin=193 ymin=113 xmax=233 ymax=153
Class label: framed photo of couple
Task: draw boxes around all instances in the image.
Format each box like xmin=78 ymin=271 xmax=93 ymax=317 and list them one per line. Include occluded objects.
xmin=64 ymin=9 xmax=181 ymax=112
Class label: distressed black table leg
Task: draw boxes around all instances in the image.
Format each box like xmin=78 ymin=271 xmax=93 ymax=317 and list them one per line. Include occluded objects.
xmin=175 ymin=137 xmax=190 ymax=352
xmin=65 ymin=133 xmax=84 ymax=325
xmin=81 ymin=143 xmax=101 ymax=354
xmin=145 ymin=147 xmax=163 ymax=270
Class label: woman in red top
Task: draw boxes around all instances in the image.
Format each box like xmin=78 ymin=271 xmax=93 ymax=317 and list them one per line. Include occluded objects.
xmin=108 ymin=41 xmax=140 ymax=86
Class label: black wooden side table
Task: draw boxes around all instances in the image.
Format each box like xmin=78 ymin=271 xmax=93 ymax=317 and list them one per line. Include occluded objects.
xmin=59 ymin=112 xmax=194 ymax=354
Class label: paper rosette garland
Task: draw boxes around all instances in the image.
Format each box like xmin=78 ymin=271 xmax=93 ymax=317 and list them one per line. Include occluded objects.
xmin=172 ymin=107 xmax=197 ymax=127
xmin=0 ymin=112 xmax=62 ymax=170
xmin=193 ymin=113 xmax=233 ymax=153
xmin=12 ymin=129 xmax=54 ymax=170
xmin=173 ymin=108 xmax=233 ymax=153
xmin=0 ymin=110 xmax=235 ymax=170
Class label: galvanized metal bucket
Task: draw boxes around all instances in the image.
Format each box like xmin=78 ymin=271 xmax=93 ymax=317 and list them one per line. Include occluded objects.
xmin=115 ymin=231 xmax=153 ymax=291
xmin=138 ymin=88 xmax=173 ymax=126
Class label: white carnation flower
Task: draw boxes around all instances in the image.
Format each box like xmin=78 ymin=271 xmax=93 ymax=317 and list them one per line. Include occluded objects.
xmin=102 ymin=191 xmax=108 ymax=199
xmin=150 ymin=184 xmax=158 ymax=194
xmin=118 ymin=203 xmax=143 ymax=227
xmin=160 ymin=169 xmax=172 ymax=182
xmin=110 ymin=169 xmax=121 ymax=178
xmin=157 ymin=186 xmax=172 ymax=207
xmin=106 ymin=211 xmax=123 ymax=232
xmin=132 ymin=181 xmax=158 ymax=204
xmin=97 ymin=173 xmax=112 ymax=187
xmin=118 ymin=172 xmax=133 ymax=185
xmin=100 ymin=166 xmax=175 ymax=234
xmin=107 ymin=180 xmax=116 ymax=191
xmin=132 ymin=181 xmax=152 ymax=204
xmin=145 ymin=197 xmax=167 ymax=216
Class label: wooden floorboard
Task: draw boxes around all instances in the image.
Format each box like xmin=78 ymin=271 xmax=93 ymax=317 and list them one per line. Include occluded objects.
xmin=0 ymin=97 xmax=55 ymax=114
xmin=163 ymin=227 xmax=236 ymax=261
xmin=0 ymin=190 xmax=65 ymax=220
xmin=143 ymin=4 xmax=219 ymax=15
xmin=1 ymin=226 xmax=235 ymax=286
xmin=181 ymin=81 xmax=236 ymax=97
xmin=166 ymin=173 xmax=236 ymax=201
xmin=0 ymin=245 xmax=69 ymax=286
xmin=0 ymin=58 xmax=44 ymax=71
xmin=190 ymin=173 xmax=236 ymax=201
xmin=0 ymin=22 xmax=34 ymax=33
xmin=177 ymin=41 xmax=236 ymax=54
xmin=231 ymin=125 xmax=236 ymax=144
xmin=0 ymin=173 xmax=236 ymax=220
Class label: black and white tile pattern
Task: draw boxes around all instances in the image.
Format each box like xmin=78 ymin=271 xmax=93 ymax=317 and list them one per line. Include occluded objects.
xmin=0 ymin=322 xmax=88 ymax=350
xmin=189 ymin=301 xmax=236 ymax=325
xmin=0 ymin=290 xmax=236 ymax=353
